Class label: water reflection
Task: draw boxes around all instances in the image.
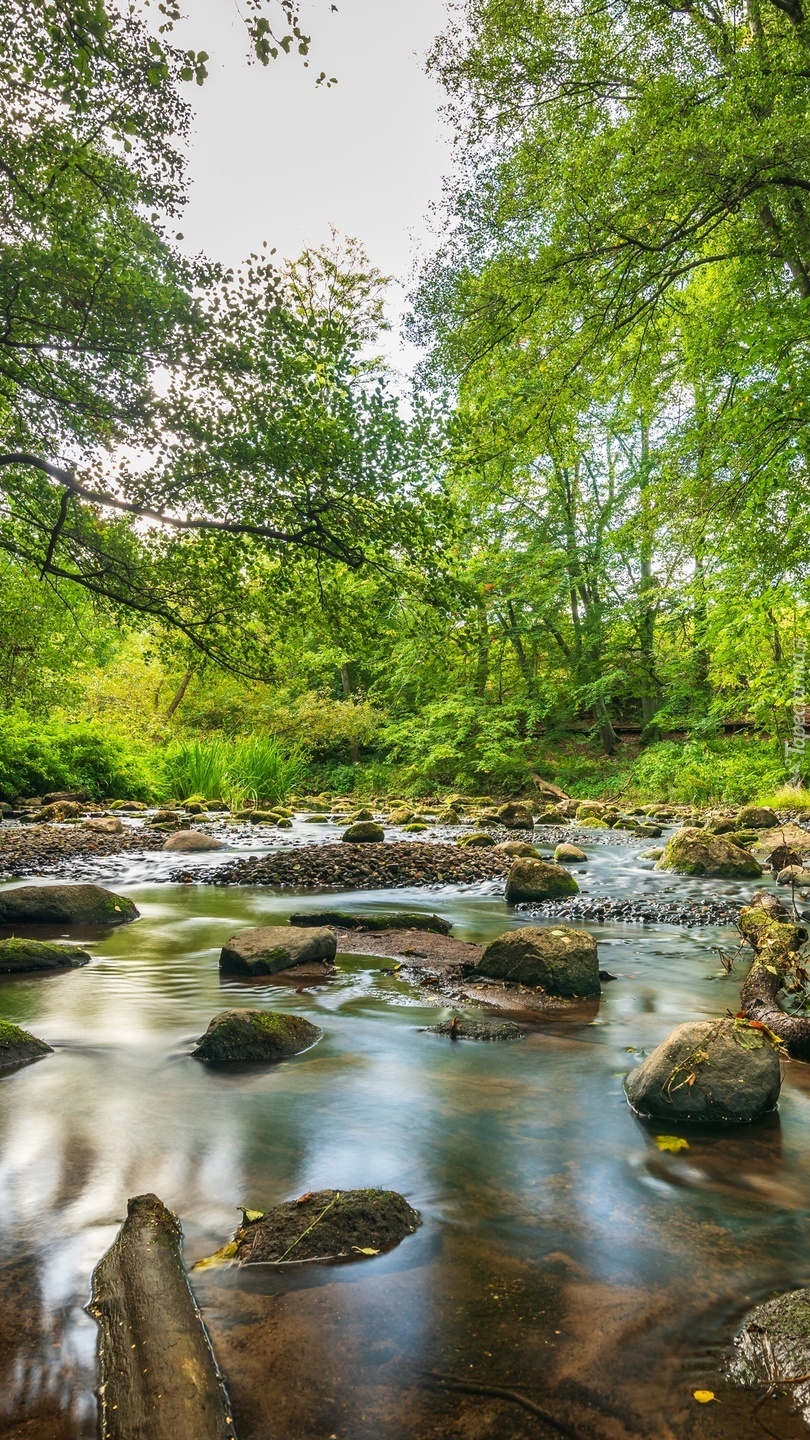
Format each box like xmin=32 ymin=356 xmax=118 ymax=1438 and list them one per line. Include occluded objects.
xmin=0 ymin=846 xmax=808 ymax=1438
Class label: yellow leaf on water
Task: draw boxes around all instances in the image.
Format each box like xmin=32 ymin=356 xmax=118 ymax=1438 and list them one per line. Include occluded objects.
xmin=693 ymin=1390 xmax=716 ymax=1404
xmin=654 ymin=1135 xmax=690 ymax=1153
xmin=351 ymin=1246 xmax=380 ymax=1256
xmin=192 ymin=1241 xmax=238 ymax=1270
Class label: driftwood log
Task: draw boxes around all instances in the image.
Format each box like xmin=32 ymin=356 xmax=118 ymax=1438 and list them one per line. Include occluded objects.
xmin=739 ymin=891 xmax=810 ymax=1060
xmin=88 ymin=1193 xmax=236 ymax=1440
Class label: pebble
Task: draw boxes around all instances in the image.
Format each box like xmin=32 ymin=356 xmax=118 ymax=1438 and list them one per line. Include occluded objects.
xmin=168 ymin=841 xmax=511 ymax=890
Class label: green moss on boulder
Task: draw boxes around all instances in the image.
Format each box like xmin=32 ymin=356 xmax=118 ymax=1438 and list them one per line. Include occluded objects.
xmin=457 ymin=831 xmax=495 ymax=848
xmin=0 ymin=1019 xmax=52 ymax=1069
xmin=476 ymin=924 xmax=599 ymax=997
xmin=0 ymin=938 xmax=91 ymax=973
xmin=505 ymin=858 xmax=579 ymax=902
xmin=342 ymin=821 xmax=385 ymax=843
xmin=191 ymin=1009 xmax=321 ymax=1063
xmin=657 ymin=828 xmax=762 ymax=878
xmin=624 ymin=1017 xmax=780 ymax=1123
xmin=0 ymin=884 xmax=138 ymax=925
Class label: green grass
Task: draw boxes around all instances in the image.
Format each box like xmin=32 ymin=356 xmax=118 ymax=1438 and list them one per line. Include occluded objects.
xmin=163 ymin=735 xmax=304 ymax=807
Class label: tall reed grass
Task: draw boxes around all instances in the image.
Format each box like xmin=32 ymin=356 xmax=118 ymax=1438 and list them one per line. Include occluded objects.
xmin=163 ymin=735 xmax=304 ymax=807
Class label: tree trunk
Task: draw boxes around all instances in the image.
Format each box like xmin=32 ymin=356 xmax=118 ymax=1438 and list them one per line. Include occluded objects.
xmin=739 ymin=893 xmax=810 ymax=1060
xmin=340 ymin=665 xmax=359 ymax=761
xmin=637 ymin=417 xmax=660 ymax=734
xmin=88 ymin=1193 xmax=236 ymax=1440
xmin=164 ymin=668 xmax=192 ymax=719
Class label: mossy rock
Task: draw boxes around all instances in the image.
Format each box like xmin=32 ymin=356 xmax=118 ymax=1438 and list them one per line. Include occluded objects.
xmin=191 ymin=1009 xmax=321 ymax=1064
xmin=424 ymin=1017 xmax=526 ymax=1041
xmin=457 ymin=832 xmax=495 ymax=848
xmin=728 ymin=829 xmax=759 ymax=849
xmin=387 ymin=808 xmax=415 ymax=825
xmin=402 ymin=822 xmax=429 ymax=832
xmin=538 ymin=807 xmax=566 ymax=824
xmin=578 ymin=817 xmax=609 ymax=829
xmin=435 ymin=809 xmax=461 ymax=824
xmin=624 ymin=1017 xmax=780 ymax=1123
xmin=505 ymin=858 xmax=579 ymax=902
xmin=341 ymin=822 xmax=385 ymax=843
xmin=636 ymin=822 xmax=663 ymax=838
xmin=554 ymin=843 xmax=587 ymax=864
xmin=220 ymin=925 xmax=336 ymax=976
xmin=657 ymin=827 xmax=762 ymax=878
xmin=348 ymin=808 xmax=375 ymax=823
xmin=232 ymin=1188 xmax=421 ymax=1265
xmin=576 ymin=802 xmax=606 ymax=821
xmin=476 ymin=924 xmax=599 ymax=997
xmin=0 ymin=1019 xmax=52 ymax=1069
xmin=0 ymin=938 xmax=91 ymax=973
xmin=495 ymin=840 xmax=542 ymax=858
xmin=731 ymin=1287 xmax=810 ymax=1419
xmin=638 ymin=847 xmax=664 ymax=861
xmin=248 ymin=810 xmax=281 ymax=824
xmin=0 ymin=884 xmax=139 ymax=926
xmin=497 ymin=802 xmax=534 ymax=830
xmin=737 ymin=806 xmax=779 ymax=830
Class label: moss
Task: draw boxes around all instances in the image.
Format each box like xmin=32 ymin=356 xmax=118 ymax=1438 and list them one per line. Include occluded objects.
xmin=233 ymin=1188 xmax=421 ymax=1264
xmin=0 ymin=1019 xmax=52 ymax=1066
xmin=192 ymin=1008 xmax=321 ymax=1063
xmin=0 ymin=937 xmax=90 ymax=972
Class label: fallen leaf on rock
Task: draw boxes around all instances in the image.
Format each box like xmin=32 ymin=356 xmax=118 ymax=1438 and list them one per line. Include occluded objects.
xmin=654 ymin=1135 xmax=690 ymax=1153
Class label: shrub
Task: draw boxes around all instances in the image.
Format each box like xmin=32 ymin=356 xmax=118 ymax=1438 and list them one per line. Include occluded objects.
xmin=0 ymin=715 xmax=157 ymax=800
xmin=163 ymin=738 xmax=230 ymax=800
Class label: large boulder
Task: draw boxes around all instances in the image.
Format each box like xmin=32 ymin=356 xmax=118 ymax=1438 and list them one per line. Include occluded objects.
xmin=341 ymin=821 xmax=384 ymax=843
xmin=575 ymin=801 xmax=606 ymax=820
xmin=43 ymin=789 xmax=89 ymax=805
xmin=0 ymin=883 xmax=138 ymax=925
xmin=624 ymin=1018 xmax=781 ymax=1123
xmin=497 ymin=802 xmax=534 ymax=831
xmin=505 ymin=858 xmax=579 ymax=902
xmin=191 ymin=1009 xmax=321 ymax=1063
xmin=219 ymin=924 xmax=337 ymax=976
xmin=656 ymin=828 xmax=762 ymax=878
xmin=161 ymin=830 xmax=227 ymax=853
xmin=476 ymin=925 xmax=599 ymax=997
xmin=0 ymin=1020 xmax=52 ymax=1069
xmin=737 ymin=805 xmax=779 ymax=829
xmin=0 ymin=938 xmax=91 ymax=973
xmin=731 ymin=1289 xmax=810 ymax=1425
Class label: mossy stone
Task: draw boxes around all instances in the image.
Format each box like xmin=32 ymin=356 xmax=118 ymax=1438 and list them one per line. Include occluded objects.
xmin=477 ymin=925 xmax=599 ymax=997
xmin=0 ymin=938 xmax=91 ymax=973
xmin=191 ymin=1009 xmax=321 ymax=1063
xmin=0 ymin=1019 xmax=52 ymax=1069
xmin=657 ymin=827 xmax=762 ymax=878
xmin=504 ymin=858 xmax=579 ymax=902
xmin=341 ymin=822 xmax=385 ymax=843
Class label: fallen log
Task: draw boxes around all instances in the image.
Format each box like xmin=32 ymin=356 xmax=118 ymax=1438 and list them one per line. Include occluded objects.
xmin=88 ymin=1193 xmax=236 ymax=1440
xmin=739 ymin=892 xmax=810 ymax=1061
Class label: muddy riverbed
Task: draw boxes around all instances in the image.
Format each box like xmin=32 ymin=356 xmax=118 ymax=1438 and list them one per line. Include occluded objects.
xmin=1 ymin=831 xmax=810 ymax=1439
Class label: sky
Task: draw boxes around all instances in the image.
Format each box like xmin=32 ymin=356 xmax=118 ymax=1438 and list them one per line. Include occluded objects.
xmin=173 ymin=0 xmax=453 ymax=373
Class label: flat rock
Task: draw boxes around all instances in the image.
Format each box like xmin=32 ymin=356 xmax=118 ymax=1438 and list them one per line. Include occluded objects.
xmin=289 ymin=910 xmax=452 ymax=934
xmin=162 ymin=830 xmax=228 ymax=853
xmin=0 ymin=1020 xmax=52 ymax=1069
xmin=423 ymin=1017 xmax=526 ymax=1041
xmin=624 ymin=1017 xmax=781 ymax=1123
xmin=0 ymin=938 xmax=91 ymax=973
xmin=476 ymin=924 xmax=600 ymax=997
xmin=219 ymin=924 xmax=337 ymax=976
xmin=657 ymin=828 xmax=762 ymax=878
xmin=0 ymin=883 xmax=139 ymax=925
xmin=83 ymin=817 xmax=125 ymax=835
xmin=232 ymin=1188 xmax=421 ymax=1265
xmin=505 ymin=858 xmax=579 ymax=902
xmin=191 ymin=1009 xmax=321 ymax=1063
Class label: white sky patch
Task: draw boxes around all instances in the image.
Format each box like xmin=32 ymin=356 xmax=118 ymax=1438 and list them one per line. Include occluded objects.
xmin=172 ymin=0 xmax=452 ymax=375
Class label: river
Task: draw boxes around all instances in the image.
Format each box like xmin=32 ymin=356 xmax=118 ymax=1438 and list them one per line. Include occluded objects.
xmin=1 ymin=826 xmax=808 ymax=1438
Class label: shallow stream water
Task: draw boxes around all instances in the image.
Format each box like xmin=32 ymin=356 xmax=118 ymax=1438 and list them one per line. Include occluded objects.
xmin=1 ymin=836 xmax=809 ymax=1439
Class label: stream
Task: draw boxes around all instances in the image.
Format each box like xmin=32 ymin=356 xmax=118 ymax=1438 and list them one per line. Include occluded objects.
xmin=1 ymin=830 xmax=809 ymax=1439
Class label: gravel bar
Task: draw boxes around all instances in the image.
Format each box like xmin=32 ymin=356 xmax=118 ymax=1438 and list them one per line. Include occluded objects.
xmin=515 ymin=895 xmax=743 ymax=927
xmin=0 ymin=824 xmax=165 ymax=876
xmin=168 ymin=841 xmax=511 ymax=890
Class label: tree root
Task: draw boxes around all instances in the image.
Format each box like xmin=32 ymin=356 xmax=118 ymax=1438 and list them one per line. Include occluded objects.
xmin=421 ymin=1369 xmax=587 ymax=1438
xmin=739 ymin=892 xmax=810 ymax=1061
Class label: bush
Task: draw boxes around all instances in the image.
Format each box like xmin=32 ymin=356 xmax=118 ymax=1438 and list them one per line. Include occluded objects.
xmin=628 ymin=736 xmax=786 ymax=805
xmin=0 ymin=715 xmax=158 ymax=800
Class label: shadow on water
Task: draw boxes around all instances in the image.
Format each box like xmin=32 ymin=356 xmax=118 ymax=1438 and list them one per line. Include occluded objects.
xmin=0 ymin=840 xmax=808 ymax=1437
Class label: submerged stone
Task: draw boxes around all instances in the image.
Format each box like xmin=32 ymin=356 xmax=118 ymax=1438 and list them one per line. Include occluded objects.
xmin=477 ymin=924 xmax=599 ymax=997
xmin=232 ymin=1188 xmax=421 ymax=1265
xmin=289 ymin=910 xmax=452 ymax=934
xmin=505 ymin=858 xmax=579 ymax=902
xmin=191 ymin=1008 xmax=321 ymax=1063
xmin=0 ymin=1019 xmax=52 ymax=1069
xmin=219 ymin=924 xmax=337 ymax=976
xmin=423 ymin=1016 xmax=526 ymax=1041
xmin=161 ymin=830 xmax=227 ymax=852
xmin=624 ymin=1017 xmax=781 ymax=1123
xmin=0 ymin=938 xmax=91 ymax=973
xmin=0 ymin=883 xmax=138 ymax=925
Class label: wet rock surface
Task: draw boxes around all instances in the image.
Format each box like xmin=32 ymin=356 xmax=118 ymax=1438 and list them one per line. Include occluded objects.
xmin=423 ymin=1016 xmax=526 ymax=1041
xmin=191 ymin=1009 xmax=321 ymax=1063
xmin=232 ymin=1188 xmax=421 ymax=1265
xmin=0 ymin=937 xmax=91 ymax=972
xmin=161 ymin=830 xmax=228 ymax=852
xmin=731 ymin=1287 xmax=810 ymax=1426
xmin=624 ymin=1017 xmax=782 ymax=1123
xmin=504 ymin=857 xmax=579 ymax=902
xmin=170 ymin=841 xmax=510 ymax=889
xmin=0 ymin=882 xmax=138 ymax=925
xmin=658 ymin=828 xmax=762 ymax=878
xmin=219 ymin=924 xmax=337 ymax=976
xmin=290 ymin=909 xmax=452 ymax=934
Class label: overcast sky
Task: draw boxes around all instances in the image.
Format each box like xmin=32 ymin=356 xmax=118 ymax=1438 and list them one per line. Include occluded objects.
xmin=173 ymin=0 xmax=452 ymax=371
